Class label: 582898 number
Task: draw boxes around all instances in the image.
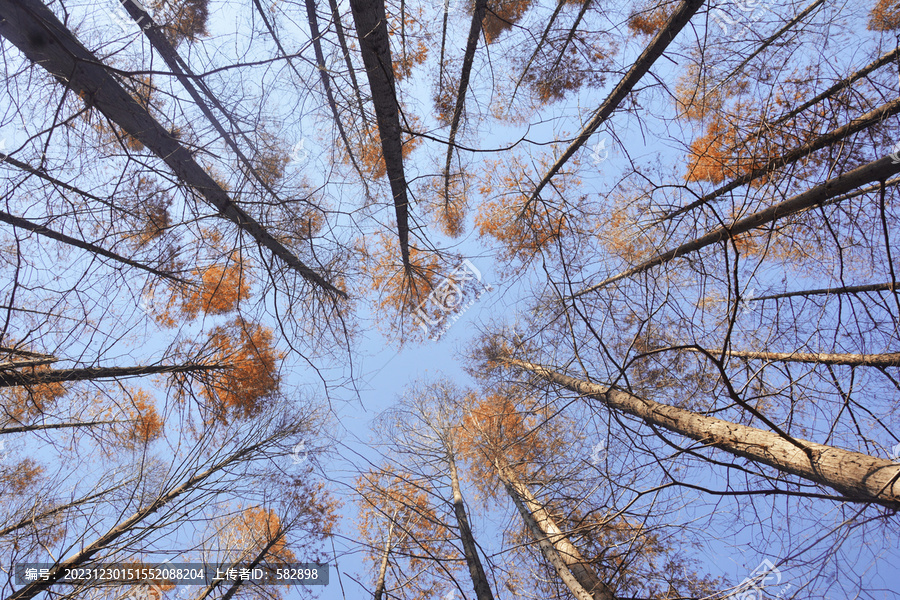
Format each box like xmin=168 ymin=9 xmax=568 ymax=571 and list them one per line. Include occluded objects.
xmin=275 ymin=568 xmax=318 ymax=581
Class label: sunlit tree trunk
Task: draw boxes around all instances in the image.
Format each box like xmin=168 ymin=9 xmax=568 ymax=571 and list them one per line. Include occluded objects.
xmin=501 ymin=356 xmax=900 ymax=509
xmin=495 ymin=461 xmax=615 ymax=600
xmin=688 ymin=348 xmax=900 ymax=367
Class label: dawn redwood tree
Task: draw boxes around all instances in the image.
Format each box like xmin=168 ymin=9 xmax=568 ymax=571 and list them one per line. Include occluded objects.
xmin=366 ymin=379 xmax=496 ymax=600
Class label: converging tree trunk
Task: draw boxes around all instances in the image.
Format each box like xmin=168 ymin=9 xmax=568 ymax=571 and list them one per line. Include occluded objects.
xmin=500 ymin=356 xmax=900 ymax=509
xmin=495 ymin=461 xmax=615 ymax=600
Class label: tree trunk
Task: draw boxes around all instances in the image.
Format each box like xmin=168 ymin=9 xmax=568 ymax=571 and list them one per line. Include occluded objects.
xmin=448 ymin=450 xmax=496 ymax=600
xmin=0 ymin=0 xmax=344 ymax=297
xmin=0 ymin=208 xmax=187 ymax=284
xmin=524 ymin=0 xmax=704 ymax=212
xmin=501 ymin=356 xmax=900 ymax=509
xmin=573 ymin=153 xmax=900 ymax=297
xmin=442 ymin=0 xmax=488 ymax=205
xmin=688 ymin=348 xmax=900 ymax=367
xmin=373 ymin=516 xmax=394 ymax=600
xmin=663 ymin=97 xmax=900 ymax=221
xmin=0 ymin=362 xmax=223 ymax=387
xmin=495 ymin=461 xmax=615 ymax=600
xmin=749 ymin=282 xmax=898 ymax=302
xmin=349 ymin=0 xmax=412 ymax=269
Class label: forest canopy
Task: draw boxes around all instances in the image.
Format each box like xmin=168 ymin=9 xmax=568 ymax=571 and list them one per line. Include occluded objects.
xmin=1 ymin=0 xmax=900 ymax=598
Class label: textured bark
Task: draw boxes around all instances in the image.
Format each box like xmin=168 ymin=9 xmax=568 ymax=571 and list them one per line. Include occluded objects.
xmin=572 ymin=154 xmax=900 ymax=297
xmin=496 ymin=463 xmax=614 ymax=600
xmin=523 ymin=0 xmax=704 ymax=213
xmin=0 ymin=362 xmax=223 ymax=387
xmin=442 ymin=0 xmax=488 ymax=206
xmin=662 ymin=97 xmax=900 ymax=221
xmin=0 ymin=208 xmax=187 ymax=284
xmin=349 ymin=0 xmax=412 ymax=269
xmin=749 ymin=282 xmax=898 ymax=302
xmin=372 ymin=517 xmax=394 ymax=600
xmin=688 ymin=348 xmax=900 ymax=367
xmin=0 ymin=0 xmax=344 ymax=297
xmin=501 ymin=356 xmax=900 ymax=509
xmin=448 ymin=451 xmax=495 ymax=600
xmin=0 ymin=420 xmax=121 ymax=434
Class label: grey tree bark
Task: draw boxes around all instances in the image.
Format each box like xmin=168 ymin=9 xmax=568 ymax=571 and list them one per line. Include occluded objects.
xmin=500 ymin=356 xmax=900 ymax=509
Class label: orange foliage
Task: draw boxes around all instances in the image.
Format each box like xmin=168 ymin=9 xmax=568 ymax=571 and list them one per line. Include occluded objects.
xmin=388 ymin=5 xmax=430 ymax=81
xmin=868 ymin=0 xmax=900 ymax=30
xmin=147 ymin=251 xmax=251 ymax=327
xmin=352 ymin=118 xmax=424 ymax=180
xmin=420 ymin=174 xmax=469 ymax=238
xmin=456 ymin=392 xmax=555 ymax=499
xmin=182 ymin=257 xmax=252 ymax=319
xmin=0 ymin=458 xmax=43 ymax=495
xmin=150 ymin=0 xmax=210 ymax=46
xmin=627 ymin=2 xmax=670 ymax=36
xmin=358 ymin=233 xmax=445 ymax=331
xmin=202 ymin=318 xmax=283 ymax=423
xmin=682 ymin=119 xmax=771 ymax=184
xmin=526 ymin=52 xmax=608 ymax=104
xmin=2 ymin=368 xmax=67 ymax=422
xmin=224 ymin=506 xmax=298 ymax=563
xmin=117 ymin=388 xmax=165 ymax=448
xmin=130 ymin=177 xmax=173 ymax=246
xmin=356 ymin=467 xmax=456 ymax=588
xmin=475 ymin=157 xmax=568 ymax=265
xmin=482 ymin=0 xmax=535 ymax=44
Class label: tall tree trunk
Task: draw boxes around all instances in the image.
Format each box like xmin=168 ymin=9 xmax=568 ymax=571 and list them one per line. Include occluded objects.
xmin=687 ymin=348 xmax=900 ymax=367
xmin=349 ymin=0 xmax=412 ymax=269
xmin=663 ymin=97 xmax=900 ymax=222
xmin=749 ymin=282 xmax=898 ymax=302
xmin=372 ymin=517 xmax=395 ymax=600
xmin=448 ymin=450 xmax=495 ymax=600
xmin=495 ymin=461 xmax=615 ymax=600
xmin=442 ymin=0 xmax=488 ymax=207
xmin=0 ymin=208 xmax=187 ymax=284
xmin=500 ymin=356 xmax=900 ymax=509
xmin=572 ymin=154 xmax=900 ymax=297
xmin=0 ymin=0 xmax=344 ymax=297
xmin=0 ymin=362 xmax=223 ymax=387
xmin=523 ymin=0 xmax=704 ymax=213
